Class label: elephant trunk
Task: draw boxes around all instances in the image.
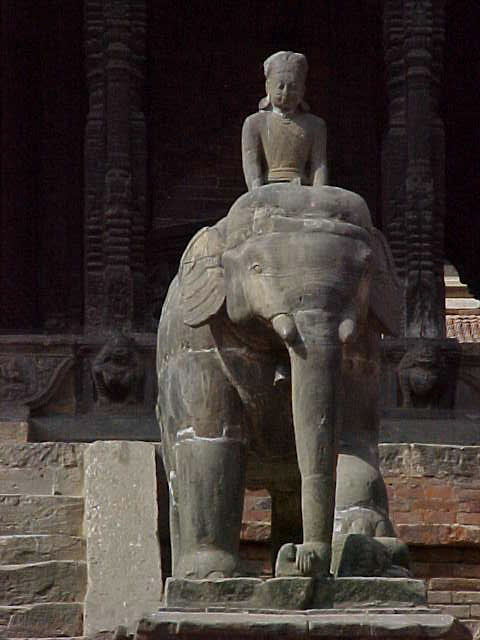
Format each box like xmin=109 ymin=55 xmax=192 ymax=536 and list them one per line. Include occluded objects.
xmin=288 ymin=310 xmax=342 ymax=545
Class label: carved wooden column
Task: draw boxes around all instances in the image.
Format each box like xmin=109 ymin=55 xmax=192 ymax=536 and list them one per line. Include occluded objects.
xmin=382 ymin=0 xmax=446 ymax=339
xmin=84 ymin=0 xmax=147 ymax=334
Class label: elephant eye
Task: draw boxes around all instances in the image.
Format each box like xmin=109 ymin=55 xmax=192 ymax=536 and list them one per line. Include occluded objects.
xmin=250 ymin=263 xmax=263 ymax=274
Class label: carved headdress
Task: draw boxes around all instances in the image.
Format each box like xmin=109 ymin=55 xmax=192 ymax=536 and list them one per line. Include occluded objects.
xmin=259 ymin=50 xmax=310 ymax=112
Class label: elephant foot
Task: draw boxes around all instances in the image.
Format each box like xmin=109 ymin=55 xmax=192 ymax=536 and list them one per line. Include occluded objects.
xmin=176 ymin=548 xmax=241 ymax=579
xmin=275 ymin=542 xmax=331 ymax=577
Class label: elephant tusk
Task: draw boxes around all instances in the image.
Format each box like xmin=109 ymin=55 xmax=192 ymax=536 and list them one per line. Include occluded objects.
xmin=338 ymin=317 xmax=357 ymax=344
xmin=272 ymin=313 xmax=298 ymax=344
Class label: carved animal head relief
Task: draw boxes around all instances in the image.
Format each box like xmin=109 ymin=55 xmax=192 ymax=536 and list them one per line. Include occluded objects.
xmin=397 ymin=342 xmax=446 ymax=408
xmin=93 ymin=332 xmax=143 ymax=405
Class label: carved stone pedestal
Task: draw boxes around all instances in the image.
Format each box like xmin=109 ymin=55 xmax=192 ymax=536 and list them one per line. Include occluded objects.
xmin=133 ymin=578 xmax=471 ymax=640
xmin=135 ymin=608 xmax=470 ymax=640
xmin=163 ymin=577 xmax=427 ymax=611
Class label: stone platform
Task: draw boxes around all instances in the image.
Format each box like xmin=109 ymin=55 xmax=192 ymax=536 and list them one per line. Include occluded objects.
xmin=137 ymin=578 xmax=473 ymax=640
xmin=135 ymin=608 xmax=471 ymax=640
xmin=163 ymin=577 xmax=427 ymax=610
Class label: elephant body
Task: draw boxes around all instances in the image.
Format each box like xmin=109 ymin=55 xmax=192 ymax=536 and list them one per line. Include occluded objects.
xmin=157 ymin=184 xmax=402 ymax=579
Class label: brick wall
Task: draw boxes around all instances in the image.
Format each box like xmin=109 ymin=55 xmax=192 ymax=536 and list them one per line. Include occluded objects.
xmin=383 ymin=444 xmax=480 ymax=634
xmin=240 ymin=444 xmax=480 ymax=633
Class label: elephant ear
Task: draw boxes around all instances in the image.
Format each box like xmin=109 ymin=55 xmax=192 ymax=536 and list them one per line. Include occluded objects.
xmin=179 ymin=226 xmax=226 ymax=327
xmin=369 ymin=228 xmax=402 ymax=336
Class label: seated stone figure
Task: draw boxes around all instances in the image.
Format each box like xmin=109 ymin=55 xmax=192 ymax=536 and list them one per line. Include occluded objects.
xmin=242 ymin=51 xmax=327 ymax=189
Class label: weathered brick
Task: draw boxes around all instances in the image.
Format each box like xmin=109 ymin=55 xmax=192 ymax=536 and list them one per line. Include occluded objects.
xmin=406 ymin=499 xmax=458 ymax=512
xmin=388 ymin=499 xmax=412 ymax=512
xmin=427 ymin=590 xmax=452 ymax=604
xmin=458 ymin=513 xmax=480 ymax=526
xmin=451 ymin=564 xmax=480 ymax=579
xmin=453 ymin=592 xmax=480 ymax=604
xmin=436 ymin=604 xmax=471 ymax=618
xmin=430 ymin=578 xmax=480 ymax=591
xmin=0 ymin=443 xmax=85 ymax=496
xmin=0 ymin=561 xmax=86 ymax=606
xmin=392 ymin=511 xmax=424 ymax=524
xmin=4 ymin=602 xmax=83 ymax=637
xmin=471 ymin=604 xmax=480 ymax=617
xmin=422 ymin=510 xmax=456 ymax=525
xmin=458 ymin=489 xmax=480 ymax=501
xmin=241 ymin=521 xmax=271 ymax=542
xmin=391 ymin=483 xmax=424 ymax=500
xmin=0 ymin=535 xmax=85 ymax=564
xmin=459 ymin=501 xmax=480 ymax=513
xmin=0 ymin=495 xmax=83 ymax=536
xmin=0 ymin=421 xmax=28 ymax=443
xmin=397 ymin=524 xmax=480 ymax=546
xmin=424 ymin=485 xmax=456 ymax=500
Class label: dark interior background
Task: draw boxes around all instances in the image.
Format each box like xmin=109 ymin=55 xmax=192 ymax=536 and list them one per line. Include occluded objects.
xmin=1 ymin=0 xmax=478 ymax=331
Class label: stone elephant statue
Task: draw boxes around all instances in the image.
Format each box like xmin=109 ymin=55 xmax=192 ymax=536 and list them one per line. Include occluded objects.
xmin=157 ymin=183 xmax=403 ymax=580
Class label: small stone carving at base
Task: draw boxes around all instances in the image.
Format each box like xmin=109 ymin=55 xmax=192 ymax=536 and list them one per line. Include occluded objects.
xmin=93 ymin=333 xmax=143 ymax=406
xmin=398 ymin=342 xmax=447 ymax=408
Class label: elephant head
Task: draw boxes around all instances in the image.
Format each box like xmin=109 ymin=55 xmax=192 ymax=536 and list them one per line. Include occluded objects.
xmin=176 ymin=183 xmax=401 ymax=576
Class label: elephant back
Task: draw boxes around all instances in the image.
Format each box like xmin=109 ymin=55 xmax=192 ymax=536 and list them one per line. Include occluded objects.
xmin=224 ymin=184 xmax=372 ymax=248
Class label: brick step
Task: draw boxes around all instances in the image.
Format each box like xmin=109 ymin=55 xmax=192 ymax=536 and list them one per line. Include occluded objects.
xmin=0 ymin=444 xmax=85 ymax=497
xmin=0 ymin=496 xmax=83 ymax=536
xmin=0 ymin=535 xmax=85 ymax=565
xmin=0 ymin=561 xmax=86 ymax=606
xmin=0 ymin=603 xmax=83 ymax=638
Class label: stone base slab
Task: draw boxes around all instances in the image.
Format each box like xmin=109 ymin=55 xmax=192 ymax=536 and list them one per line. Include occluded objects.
xmin=0 ymin=421 xmax=28 ymax=443
xmin=0 ymin=535 xmax=85 ymax=564
xmin=84 ymin=441 xmax=163 ymax=636
xmin=164 ymin=577 xmax=427 ymax=610
xmin=136 ymin=609 xmax=471 ymax=640
xmin=0 ymin=495 xmax=83 ymax=536
xmin=0 ymin=560 xmax=86 ymax=606
xmin=0 ymin=602 xmax=83 ymax=637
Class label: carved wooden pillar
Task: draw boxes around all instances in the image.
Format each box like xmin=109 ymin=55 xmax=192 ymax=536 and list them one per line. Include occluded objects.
xmin=84 ymin=0 xmax=147 ymax=334
xmin=382 ymin=0 xmax=446 ymax=338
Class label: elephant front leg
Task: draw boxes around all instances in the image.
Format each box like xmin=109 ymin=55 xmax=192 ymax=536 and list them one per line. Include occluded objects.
xmin=174 ymin=435 xmax=246 ymax=579
xmin=164 ymin=351 xmax=248 ymax=579
xmin=276 ymin=339 xmax=341 ymax=578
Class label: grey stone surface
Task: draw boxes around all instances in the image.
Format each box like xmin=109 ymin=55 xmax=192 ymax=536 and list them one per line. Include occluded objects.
xmin=164 ymin=577 xmax=426 ymax=610
xmin=0 ymin=560 xmax=86 ymax=606
xmin=0 ymin=602 xmax=83 ymax=637
xmin=331 ymin=534 xmax=410 ymax=578
xmin=0 ymin=443 xmax=85 ymax=496
xmin=84 ymin=441 xmax=162 ymax=636
xmin=136 ymin=609 xmax=470 ymax=640
xmin=0 ymin=535 xmax=85 ymax=564
xmin=30 ymin=415 xmax=158 ymax=443
xmin=156 ymin=50 xmax=404 ymax=581
xmin=379 ymin=443 xmax=480 ymax=480
xmin=0 ymin=420 xmax=28 ymax=442
xmin=157 ymin=184 xmax=402 ymax=580
xmin=93 ymin=333 xmax=144 ymax=407
xmin=0 ymin=495 xmax=83 ymax=536
xmin=314 ymin=577 xmax=427 ymax=609
xmin=242 ymin=51 xmax=327 ymax=190
xmin=379 ymin=416 xmax=480 ymax=446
